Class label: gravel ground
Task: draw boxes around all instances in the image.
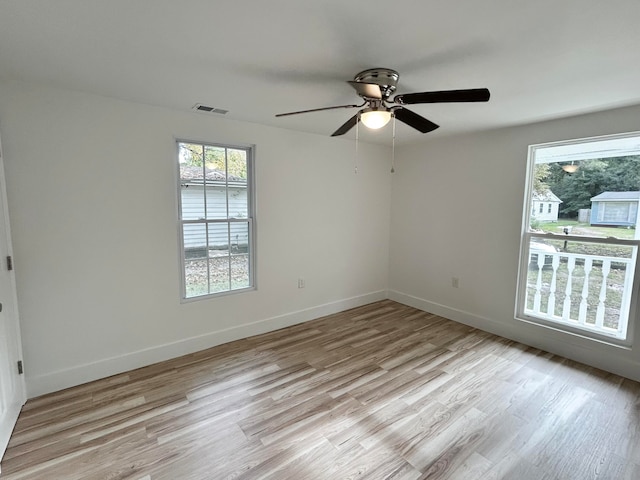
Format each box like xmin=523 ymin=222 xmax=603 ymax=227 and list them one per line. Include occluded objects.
xmin=185 ymin=254 xmax=250 ymax=295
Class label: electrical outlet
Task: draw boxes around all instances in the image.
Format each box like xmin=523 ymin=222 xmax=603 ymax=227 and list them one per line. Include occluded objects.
xmin=452 ymin=277 xmax=459 ymax=288
xmin=298 ymin=278 xmax=305 ymax=289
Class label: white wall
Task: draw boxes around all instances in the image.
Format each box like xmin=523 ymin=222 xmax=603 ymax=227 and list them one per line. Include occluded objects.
xmin=0 ymin=81 xmax=391 ymax=397
xmin=3 ymin=78 xmax=640 ymax=397
xmin=389 ymin=104 xmax=640 ymax=382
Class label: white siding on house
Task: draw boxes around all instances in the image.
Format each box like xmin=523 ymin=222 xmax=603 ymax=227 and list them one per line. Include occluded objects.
xmin=531 ymin=200 xmax=560 ymax=222
xmin=531 ymin=190 xmax=562 ymax=222
xmin=181 ymin=185 xmax=249 ymax=250
xmin=180 ymin=184 xmax=248 ymax=220
xmin=183 ymin=222 xmax=249 ymax=252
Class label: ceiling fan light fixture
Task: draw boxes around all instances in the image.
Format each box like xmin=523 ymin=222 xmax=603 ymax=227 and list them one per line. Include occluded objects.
xmin=562 ymin=162 xmax=579 ymax=173
xmin=360 ymin=108 xmax=392 ymax=129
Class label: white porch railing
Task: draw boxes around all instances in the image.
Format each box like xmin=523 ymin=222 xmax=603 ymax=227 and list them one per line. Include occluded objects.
xmin=525 ymin=249 xmax=634 ymax=339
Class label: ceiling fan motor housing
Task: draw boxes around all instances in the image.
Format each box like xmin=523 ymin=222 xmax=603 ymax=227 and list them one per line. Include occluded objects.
xmin=353 ymin=68 xmax=399 ymax=98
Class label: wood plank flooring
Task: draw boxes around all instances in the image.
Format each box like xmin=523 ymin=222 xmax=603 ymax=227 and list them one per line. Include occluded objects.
xmin=2 ymin=300 xmax=640 ymax=479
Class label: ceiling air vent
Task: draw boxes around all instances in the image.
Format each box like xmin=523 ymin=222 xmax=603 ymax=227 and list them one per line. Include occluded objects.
xmin=192 ymin=104 xmax=228 ymax=115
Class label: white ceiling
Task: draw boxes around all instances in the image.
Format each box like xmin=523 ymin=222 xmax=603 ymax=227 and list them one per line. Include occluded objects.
xmin=1 ymin=0 xmax=639 ymax=144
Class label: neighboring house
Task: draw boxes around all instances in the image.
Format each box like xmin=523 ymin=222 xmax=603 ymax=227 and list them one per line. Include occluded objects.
xmin=590 ymin=191 xmax=640 ymax=227
xmin=531 ymin=190 xmax=562 ymax=222
xmin=180 ymin=165 xmax=248 ymax=251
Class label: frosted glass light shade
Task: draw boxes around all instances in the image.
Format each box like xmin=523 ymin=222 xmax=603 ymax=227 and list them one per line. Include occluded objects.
xmin=360 ymin=109 xmax=392 ymax=129
xmin=562 ymin=164 xmax=579 ymax=173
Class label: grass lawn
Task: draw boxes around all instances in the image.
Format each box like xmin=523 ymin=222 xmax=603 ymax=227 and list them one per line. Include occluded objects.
xmin=533 ymin=220 xmax=636 ymax=259
xmin=535 ymin=219 xmax=637 ymax=240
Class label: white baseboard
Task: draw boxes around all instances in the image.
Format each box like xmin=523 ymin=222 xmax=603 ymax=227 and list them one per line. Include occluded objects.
xmin=27 ymin=288 xmax=640 ymax=397
xmin=26 ymin=290 xmax=387 ymax=398
xmin=388 ymin=289 xmax=640 ymax=383
xmin=387 ymin=290 xmax=507 ymax=336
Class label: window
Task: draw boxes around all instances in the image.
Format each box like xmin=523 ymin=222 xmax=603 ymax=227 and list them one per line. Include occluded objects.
xmin=539 ymin=203 xmax=544 ymax=213
xmin=548 ymin=203 xmax=552 ymax=214
xmin=598 ymin=201 xmax=636 ymax=224
xmin=516 ymin=132 xmax=640 ymax=343
xmin=177 ymin=141 xmax=255 ymax=299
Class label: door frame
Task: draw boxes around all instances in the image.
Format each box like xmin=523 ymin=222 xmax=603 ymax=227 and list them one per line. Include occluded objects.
xmin=0 ymin=130 xmax=26 ymax=466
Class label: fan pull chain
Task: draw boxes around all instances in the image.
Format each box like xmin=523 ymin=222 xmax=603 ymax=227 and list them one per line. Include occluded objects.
xmin=391 ymin=114 xmax=396 ymax=173
xmin=354 ymin=112 xmax=359 ymax=174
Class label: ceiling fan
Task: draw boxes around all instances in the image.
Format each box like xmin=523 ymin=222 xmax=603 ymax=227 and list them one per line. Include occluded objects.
xmin=275 ymin=68 xmax=490 ymax=137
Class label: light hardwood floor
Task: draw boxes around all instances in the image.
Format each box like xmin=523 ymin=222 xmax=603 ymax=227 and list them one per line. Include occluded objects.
xmin=2 ymin=300 xmax=640 ymax=479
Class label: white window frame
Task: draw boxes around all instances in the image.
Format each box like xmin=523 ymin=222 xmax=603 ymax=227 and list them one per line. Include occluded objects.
xmin=515 ymin=132 xmax=640 ymax=346
xmin=176 ymin=140 xmax=256 ymax=301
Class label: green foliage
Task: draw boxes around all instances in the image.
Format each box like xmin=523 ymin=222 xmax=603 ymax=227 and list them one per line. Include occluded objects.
xmin=540 ymin=156 xmax=640 ymax=217
xmin=529 ymin=216 xmax=542 ymax=230
xmin=532 ymin=163 xmax=550 ymax=194
xmin=180 ymin=143 xmax=247 ymax=179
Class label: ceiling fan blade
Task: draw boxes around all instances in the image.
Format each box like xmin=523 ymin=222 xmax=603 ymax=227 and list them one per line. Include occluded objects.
xmin=348 ymin=81 xmax=383 ymax=99
xmin=275 ymin=104 xmax=361 ymax=117
xmin=393 ymin=108 xmax=439 ymax=134
xmin=331 ymin=114 xmax=360 ymax=137
xmin=394 ymin=88 xmax=490 ymax=105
